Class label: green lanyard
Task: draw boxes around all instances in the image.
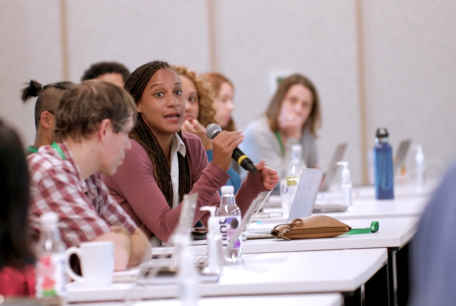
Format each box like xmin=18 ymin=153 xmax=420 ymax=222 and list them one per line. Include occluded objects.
xmin=274 ymin=130 xmax=285 ymax=157
xmin=27 ymin=145 xmax=38 ymax=154
xmin=345 ymin=221 xmax=380 ymax=235
xmin=51 ymin=142 xmax=66 ymax=160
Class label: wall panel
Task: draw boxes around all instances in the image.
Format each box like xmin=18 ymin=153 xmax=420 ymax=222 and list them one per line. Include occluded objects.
xmin=0 ymin=0 xmax=63 ymax=145
xmin=212 ymin=0 xmax=364 ymax=183
xmin=362 ymin=0 xmax=456 ymax=178
xmin=66 ymin=0 xmax=211 ymax=82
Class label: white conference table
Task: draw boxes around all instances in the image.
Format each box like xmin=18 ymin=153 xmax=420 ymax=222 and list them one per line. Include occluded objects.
xmin=180 ymin=217 xmax=418 ymax=256
xmin=70 ymin=293 xmax=343 ymax=306
xmin=68 ymin=248 xmax=387 ymax=303
xmin=351 ymin=180 xmax=437 ymax=200
xmin=257 ymin=195 xmax=428 ymax=224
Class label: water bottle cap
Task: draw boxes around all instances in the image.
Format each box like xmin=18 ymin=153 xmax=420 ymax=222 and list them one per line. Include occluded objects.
xmin=291 ymin=144 xmax=302 ymax=152
xmin=221 ymin=186 xmax=234 ymax=194
xmin=375 ymin=128 xmax=389 ymax=138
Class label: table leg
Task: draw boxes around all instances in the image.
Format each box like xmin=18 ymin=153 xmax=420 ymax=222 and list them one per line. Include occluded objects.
xmin=388 ymin=248 xmax=398 ymax=306
xmin=365 ymin=262 xmax=389 ymax=306
xmin=343 ymin=287 xmax=364 ymax=306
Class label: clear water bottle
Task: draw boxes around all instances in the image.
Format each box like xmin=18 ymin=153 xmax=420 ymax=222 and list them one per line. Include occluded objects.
xmin=286 ymin=145 xmax=307 ymax=212
xmin=374 ymin=128 xmax=394 ymax=199
xmin=178 ymin=241 xmax=199 ymax=306
xmin=216 ymin=185 xmax=242 ymax=264
xmin=36 ymin=212 xmax=66 ymax=306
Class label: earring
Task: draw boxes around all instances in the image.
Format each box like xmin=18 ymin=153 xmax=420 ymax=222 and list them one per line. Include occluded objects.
xmin=137 ymin=109 xmax=141 ymax=113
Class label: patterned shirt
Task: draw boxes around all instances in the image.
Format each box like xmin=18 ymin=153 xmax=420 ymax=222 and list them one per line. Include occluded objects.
xmin=28 ymin=142 xmax=137 ymax=247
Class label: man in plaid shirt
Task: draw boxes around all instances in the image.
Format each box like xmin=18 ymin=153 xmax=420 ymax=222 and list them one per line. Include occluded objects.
xmin=28 ymin=80 xmax=151 ymax=271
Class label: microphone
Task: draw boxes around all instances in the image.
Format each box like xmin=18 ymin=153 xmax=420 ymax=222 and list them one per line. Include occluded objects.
xmin=206 ymin=124 xmax=258 ymax=173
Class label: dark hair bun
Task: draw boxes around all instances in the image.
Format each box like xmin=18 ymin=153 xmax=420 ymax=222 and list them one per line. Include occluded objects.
xmin=21 ymin=80 xmax=43 ymax=103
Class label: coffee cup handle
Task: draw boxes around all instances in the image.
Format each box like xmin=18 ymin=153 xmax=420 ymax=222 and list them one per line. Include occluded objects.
xmin=65 ymin=246 xmax=84 ymax=282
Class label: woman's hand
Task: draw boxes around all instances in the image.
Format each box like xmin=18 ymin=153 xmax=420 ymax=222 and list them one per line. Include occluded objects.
xmin=255 ymin=160 xmax=279 ymax=190
xmin=182 ymin=119 xmax=212 ymax=150
xmin=278 ymin=113 xmax=304 ymax=139
xmin=211 ymin=130 xmax=244 ymax=172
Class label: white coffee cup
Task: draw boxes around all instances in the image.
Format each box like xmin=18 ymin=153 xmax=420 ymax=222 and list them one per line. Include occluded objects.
xmin=65 ymin=241 xmax=114 ymax=286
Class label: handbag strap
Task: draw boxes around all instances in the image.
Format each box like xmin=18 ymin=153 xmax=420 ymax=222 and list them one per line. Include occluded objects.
xmin=345 ymin=221 xmax=379 ymax=235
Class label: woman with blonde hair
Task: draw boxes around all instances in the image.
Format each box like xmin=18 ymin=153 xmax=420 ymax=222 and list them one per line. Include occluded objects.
xmin=174 ymin=66 xmax=241 ymax=193
xmin=240 ymin=74 xmax=322 ymax=180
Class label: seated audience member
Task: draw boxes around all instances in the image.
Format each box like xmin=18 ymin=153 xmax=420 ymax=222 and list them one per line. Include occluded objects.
xmin=28 ymin=81 xmax=151 ymax=271
xmin=409 ymin=161 xmax=456 ymax=305
xmin=81 ymin=61 xmax=130 ymax=87
xmin=0 ymin=120 xmax=36 ymax=297
xmin=173 ymin=65 xmax=241 ymax=193
xmin=201 ymin=72 xmax=243 ymax=179
xmin=200 ymin=72 xmax=237 ymax=132
xmin=21 ymin=80 xmax=75 ymax=154
xmin=102 ymin=61 xmax=279 ymax=244
xmin=239 ymin=74 xmax=321 ymax=180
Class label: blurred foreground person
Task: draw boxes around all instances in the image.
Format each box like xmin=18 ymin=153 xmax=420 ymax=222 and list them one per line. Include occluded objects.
xmin=28 ymin=81 xmax=151 ymax=271
xmin=21 ymin=80 xmax=75 ymax=154
xmin=81 ymin=61 xmax=130 ymax=87
xmin=409 ymin=160 xmax=456 ymax=305
xmin=0 ymin=120 xmax=35 ymax=297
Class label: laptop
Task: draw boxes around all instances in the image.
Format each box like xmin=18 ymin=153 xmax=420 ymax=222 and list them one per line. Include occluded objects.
xmin=319 ymin=143 xmax=348 ymax=192
xmin=114 ymin=193 xmax=221 ymax=283
xmin=228 ymin=168 xmax=324 ymax=244
xmin=393 ymin=139 xmax=412 ymax=182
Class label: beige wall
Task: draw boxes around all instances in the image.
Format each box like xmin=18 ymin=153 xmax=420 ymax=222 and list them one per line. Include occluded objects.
xmin=0 ymin=0 xmax=63 ymax=144
xmin=1 ymin=0 xmax=455 ymax=183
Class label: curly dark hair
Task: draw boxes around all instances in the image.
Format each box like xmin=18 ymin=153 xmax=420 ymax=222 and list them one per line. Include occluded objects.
xmin=81 ymin=61 xmax=130 ymax=83
xmin=124 ymin=61 xmax=192 ymax=210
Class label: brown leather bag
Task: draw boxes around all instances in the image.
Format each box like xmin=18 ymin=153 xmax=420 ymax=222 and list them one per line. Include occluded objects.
xmin=271 ymin=215 xmax=351 ymax=240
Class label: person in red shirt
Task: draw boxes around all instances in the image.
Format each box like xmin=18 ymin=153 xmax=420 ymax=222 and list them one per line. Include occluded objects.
xmin=0 ymin=120 xmax=36 ymax=297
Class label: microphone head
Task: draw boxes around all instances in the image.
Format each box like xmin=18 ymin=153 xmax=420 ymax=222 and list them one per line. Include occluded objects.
xmin=206 ymin=123 xmax=222 ymax=139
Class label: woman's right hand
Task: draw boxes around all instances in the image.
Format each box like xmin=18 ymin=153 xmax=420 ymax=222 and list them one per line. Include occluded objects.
xmin=211 ymin=130 xmax=244 ymax=172
xmin=182 ymin=119 xmax=213 ymax=150
xmin=278 ymin=113 xmax=304 ymax=139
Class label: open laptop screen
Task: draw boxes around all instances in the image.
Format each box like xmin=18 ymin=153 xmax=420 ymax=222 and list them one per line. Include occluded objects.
xmin=288 ymin=168 xmax=324 ymax=222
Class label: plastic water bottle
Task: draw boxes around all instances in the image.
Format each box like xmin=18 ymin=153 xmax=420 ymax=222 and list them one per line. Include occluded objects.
xmin=178 ymin=240 xmax=200 ymax=306
xmin=413 ymin=145 xmax=426 ymax=189
xmin=337 ymin=161 xmax=353 ymax=208
xmin=373 ymin=128 xmax=394 ymax=199
xmin=216 ymin=186 xmax=242 ymax=264
xmin=286 ymin=145 xmax=307 ymax=212
xmin=35 ymin=212 xmax=66 ymax=306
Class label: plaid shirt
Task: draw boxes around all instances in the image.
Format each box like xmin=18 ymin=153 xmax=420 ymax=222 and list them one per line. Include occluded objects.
xmin=28 ymin=142 xmax=137 ymax=247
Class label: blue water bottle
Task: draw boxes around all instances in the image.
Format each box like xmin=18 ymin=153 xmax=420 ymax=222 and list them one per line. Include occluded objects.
xmin=374 ymin=128 xmax=394 ymax=199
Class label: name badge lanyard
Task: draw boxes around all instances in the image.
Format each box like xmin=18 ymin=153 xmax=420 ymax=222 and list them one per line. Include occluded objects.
xmin=51 ymin=142 xmax=67 ymax=160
